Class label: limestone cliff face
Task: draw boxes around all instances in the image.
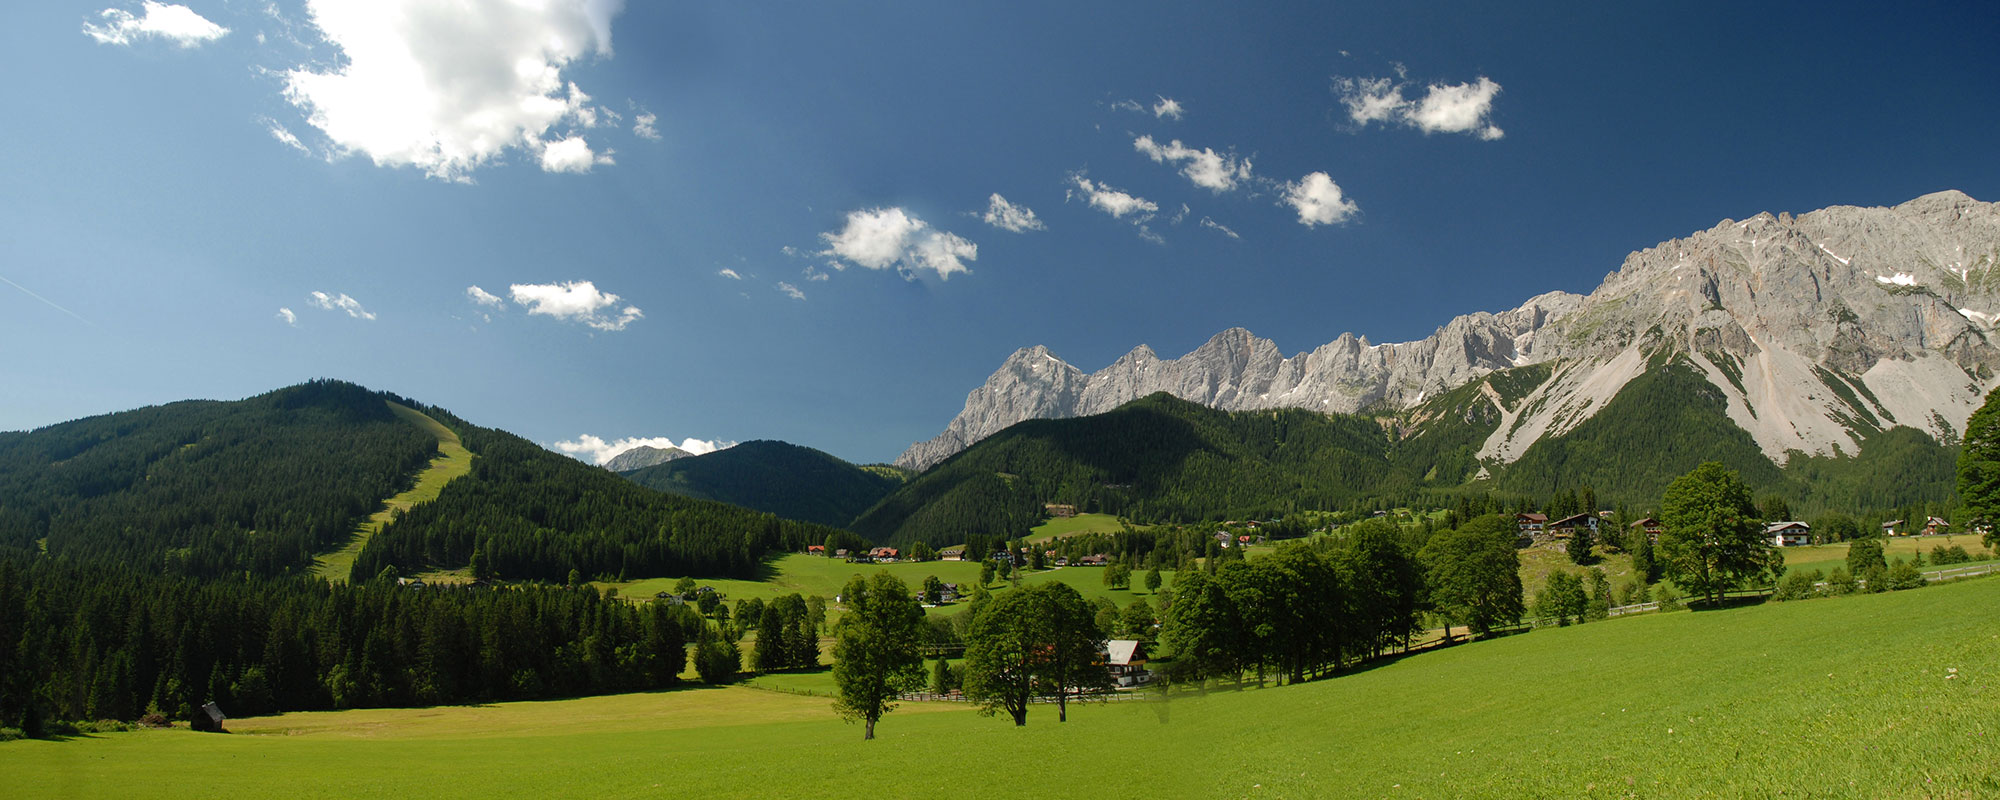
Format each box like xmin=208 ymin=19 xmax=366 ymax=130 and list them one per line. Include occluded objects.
xmin=605 ymin=445 xmax=692 ymax=472
xmin=897 ymin=191 xmax=2000 ymax=472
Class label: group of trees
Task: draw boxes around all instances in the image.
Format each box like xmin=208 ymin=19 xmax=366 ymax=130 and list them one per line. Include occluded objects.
xmin=1159 ymin=517 xmax=1517 ymax=687
xmin=0 ymin=558 xmax=698 ymax=732
xmin=752 ymin=594 xmax=824 ymax=672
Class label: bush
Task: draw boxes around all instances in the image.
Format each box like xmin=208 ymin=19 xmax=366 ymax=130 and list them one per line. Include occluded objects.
xmin=1887 ymin=559 xmax=1928 ymax=591
xmin=1826 ymin=566 xmax=1858 ymax=595
xmin=1655 ymin=583 xmax=1686 ymax=612
xmin=0 ymin=728 xmax=23 ymax=742
xmin=1861 ymin=563 xmax=1890 ymax=593
xmin=1772 ymin=570 xmax=1823 ymax=601
xmin=1931 ymin=545 xmax=1972 ymax=565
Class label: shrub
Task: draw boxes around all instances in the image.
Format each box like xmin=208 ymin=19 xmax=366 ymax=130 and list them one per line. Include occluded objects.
xmin=1772 ymin=570 xmax=1823 ymax=601
xmin=1826 ymin=566 xmax=1858 ymax=595
xmin=0 ymin=728 xmax=23 ymax=742
xmin=1887 ymin=559 xmax=1928 ymax=591
xmin=1655 ymin=583 xmax=1686 ymax=612
xmin=1931 ymin=545 xmax=1972 ymax=565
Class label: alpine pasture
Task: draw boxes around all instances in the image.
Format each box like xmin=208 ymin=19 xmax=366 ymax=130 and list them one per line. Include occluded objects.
xmin=8 ymin=573 xmax=1996 ymax=799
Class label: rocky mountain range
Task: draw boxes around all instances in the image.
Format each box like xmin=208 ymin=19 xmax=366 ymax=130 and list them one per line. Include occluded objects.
xmin=605 ymin=444 xmax=693 ymax=472
xmin=898 ymin=190 xmax=2000 ymax=472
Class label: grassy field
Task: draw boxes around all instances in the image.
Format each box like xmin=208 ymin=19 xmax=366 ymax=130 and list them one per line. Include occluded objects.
xmin=312 ymin=403 xmax=475 ymax=581
xmin=1026 ymin=512 xmax=1135 ymax=541
xmin=8 ymin=573 xmax=1998 ymax=798
xmin=1781 ymin=533 xmax=1996 ymax=577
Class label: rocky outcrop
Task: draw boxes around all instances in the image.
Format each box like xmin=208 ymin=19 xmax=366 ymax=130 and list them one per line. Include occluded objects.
xmin=605 ymin=445 xmax=692 ymax=473
xmin=898 ymin=191 xmax=2000 ymax=471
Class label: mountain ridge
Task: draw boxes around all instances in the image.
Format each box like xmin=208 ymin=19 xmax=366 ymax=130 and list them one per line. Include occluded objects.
xmin=898 ymin=190 xmax=2000 ymax=472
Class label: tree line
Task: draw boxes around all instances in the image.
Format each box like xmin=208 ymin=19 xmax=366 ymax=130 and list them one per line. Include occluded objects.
xmin=0 ymin=558 xmax=702 ymax=734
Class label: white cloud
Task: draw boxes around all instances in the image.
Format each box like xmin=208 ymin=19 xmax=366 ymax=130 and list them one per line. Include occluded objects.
xmin=804 ymin=266 xmax=831 ymax=282
xmin=777 ymin=282 xmax=806 ymax=301
xmin=818 ymin=207 xmax=977 ymax=280
xmin=307 ymin=290 xmax=375 ymax=320
xmin=264 ymin=120 xmax=310 ymax=154
xmin=279 ymin=0 xmax=626 ymax=181
xmin=553 ymin=434 xmax=735 ymax=465
xmin=1152 ymin=96 xmax=1185 ymax=120
xmin=1410 ymin=78 xmax=1505 ymax=140
xmin=83 ymin=2 xmax=230 ymax=48
xmin=633 ymin=111 xmax=660 ymax=141
xmin=1067 ymin=174 xmax=1157 ymax=220
xmin=509 ymin=281 xmax=642 ymax=331
xmin=539 ymin=136 xmax=610 ymax=173
xmin=1200 ymin=217 xmax=1241 ymax=239
xmin=1333 ymin=73 xmax=1503 ymax=140
xmin=717 ymin=268 xmax=743 ymax=280
xmin=1283 ymin=172 xmax=1359 ymax=227
xmin=276 ymin=307 xmax=297 ymax=326
xmin=465 ymin=285 xmax=504 ymax=307
xmin=981 ymin=193 xmax=1045 ymax=233
xmin=1133 ymin=135 xmax=1252 ymax=192
xmin=1108 ymin=99 xmax=1144 ymax=113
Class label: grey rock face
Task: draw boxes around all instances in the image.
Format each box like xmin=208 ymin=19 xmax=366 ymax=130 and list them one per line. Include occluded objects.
xmin=897 ymin=191 xmax=2000 ymax=471
xmin=606 ymin=445 xmax=693 ymax=472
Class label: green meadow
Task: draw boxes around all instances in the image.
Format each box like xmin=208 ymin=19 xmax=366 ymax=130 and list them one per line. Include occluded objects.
xmin=1781 ymin=534 xmax=1996 ymax=577
xmin=313 ymin=403 xmax=476 ymax=581
xmin=9 ymin=573 xmax=1997 ymax=798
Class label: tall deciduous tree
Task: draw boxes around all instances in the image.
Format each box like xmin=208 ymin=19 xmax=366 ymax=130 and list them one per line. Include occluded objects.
xmin=961 ymin=583 xmax=1109 ymax=725
xmin=831 ymin=572 xmax=925 ymax=740
xmin=1658 ymin=462 xmax=1776 ymax=605
xmin=1418 ymin=514 xmax=1525 ymax=638
xmin=1958 ymin=385 xmax=2000 ymax=548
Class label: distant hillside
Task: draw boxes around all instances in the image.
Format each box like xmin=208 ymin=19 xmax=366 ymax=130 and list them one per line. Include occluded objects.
xmin=621 ymin=440 xmax=906 ymax=529
xmin=852 ymin=393 xmax=1411 ymax=547
xmin=0 ymin=379 xmax=851 ymax=583
xmin=0 ymin=379 xmax=439 ymax=577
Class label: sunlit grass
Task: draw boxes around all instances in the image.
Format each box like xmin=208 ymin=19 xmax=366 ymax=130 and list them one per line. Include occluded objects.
xmin=313 ymin=402 xmax=476 ymax=581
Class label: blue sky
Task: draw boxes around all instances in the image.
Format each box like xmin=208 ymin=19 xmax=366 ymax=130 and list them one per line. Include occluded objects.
xmin=4 ymin=1 xmax=1998 ymax=465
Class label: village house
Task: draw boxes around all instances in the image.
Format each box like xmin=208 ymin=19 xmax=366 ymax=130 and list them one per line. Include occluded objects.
xmin=1924 ymin=516 xmax=1951 ymax=535
xmin=1881 ymin=519 xmax=1904 ymax=536
xmin=1045 ymin=503 xmax=1077 ymax=518
xmin=939 ymin=547 xmax=965 ymax=561
xmin=1076 ymin=554 xmax=1110 ymax=566
xmin=807 ymin=544 xmax=825 ymax=555
xmin=1516 ymin=513 xmax=1548 ymax=537
xmin=868 ymin=546 xmax=900 ymax=561
xmin=1546 ymin=513 xmax=1599 ymax=541
xmin=1765 ymin=521 xmax=1812 ymax=547
xmin=1102 ymin=640 xmax=1151 ymax=687
xmin=1629 ymin=517 xmax=1664 ymax=543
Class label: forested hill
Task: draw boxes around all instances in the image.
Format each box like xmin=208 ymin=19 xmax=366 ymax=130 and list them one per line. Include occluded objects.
xmin=620 ymin=440 xmax=907 ymax=529
xmin=0 ymin=380 xmax=438 ymax=577
xmin=850 ymin=393 xmax=1417 ymax=547
xmin=351 ymin=421 xmax=849 ymax=583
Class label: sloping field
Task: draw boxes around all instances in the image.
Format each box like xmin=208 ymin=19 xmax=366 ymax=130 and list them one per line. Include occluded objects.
xmin=7 ymin=576 xmax=1996 ymax=798
xmin=312 ymin=402 xmax=474 ymax=581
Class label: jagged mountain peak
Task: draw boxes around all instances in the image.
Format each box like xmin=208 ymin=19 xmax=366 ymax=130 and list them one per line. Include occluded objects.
xmin=899 ymin=192 xmax=2000 ymax=473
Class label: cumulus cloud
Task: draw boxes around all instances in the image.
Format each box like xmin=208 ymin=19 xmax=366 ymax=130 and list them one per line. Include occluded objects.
xmin=509 ymin=281 xmax=642 ymax=331
xmin=717 ymin=268 xmax=742 ymax=280
xmin=818 ymin=207 xmax=977 ymax=280
xmin=1283 ymin=172 xmax=1359 ymax=227
xmin=633 ymin=111 xmax=660 ymax=141
xmin=465 ymin=285 xmax=504 ymax=307
xmin=279 ymin=0 xmax=626 ymax=181
xmin=83 ymin=2 xmax=229 ymax=48
xmin=276 ymin=307 xmax=297 ymax=326
xmin=1152 ymin=96 xmax=1185 ymax=120
xmin=981 ymin=193 xmax=1045 ymax=233
xmin=553 ymin=434 xmax=734 ymax=466
xmin=1067 ymin=174 xmax=1157 ymax=220
xmin=777 ymin=282 xmax=805 ymax=300
xmin=1200 ymin=217 xmax=1241 ymax=239
xmin=1333 ymin=73 xmax=1503 ymax=140
xmin=1133 ymin=135 xmax=1253 ymax=192
xmin=307 ymin=291 xmax=375 ymax=320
